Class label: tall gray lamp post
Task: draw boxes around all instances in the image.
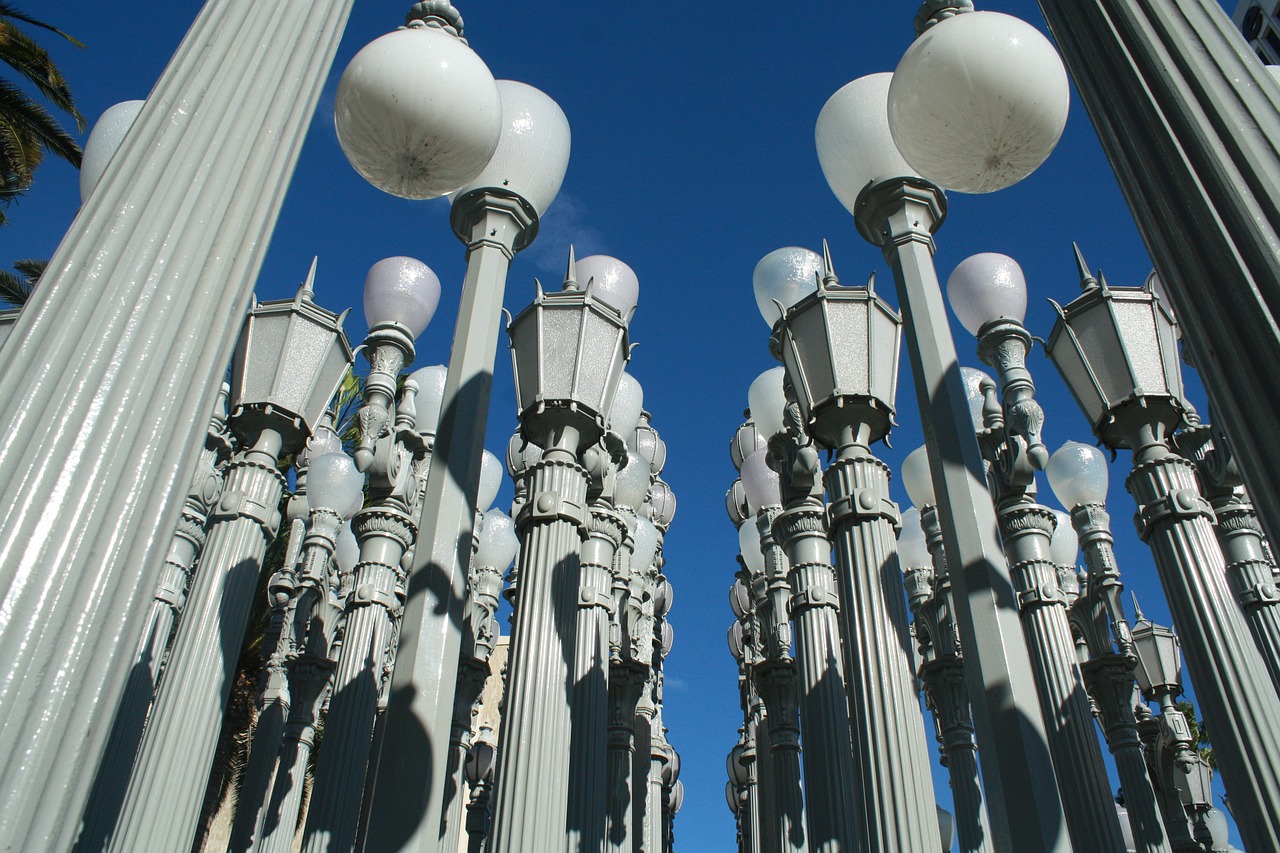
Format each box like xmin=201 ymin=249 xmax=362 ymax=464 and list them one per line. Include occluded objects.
xmin=946 ymin=251 xmax=1125 ymax=850
xmin=760 ymin=246 xmax=942 ymax=852
xmin=1032 ymin=0 xmax=1280 ymax=550
xmin=111 ymin=282 xmax=354 ymax=852
xmin=330 ymin=6 xmax=573 ymax=841
xmin=1048 ymin=441 xmax=1171 ymax=853
xmin=1046 ymin=270 xmax=1280 ymax=850
xmin=817 ymin=55 xmax=1070 ymax=851
xmin=488 ymin=256 xmax=634 ymax=852
xmin=0 ymin=3 xmax=354 ymax=847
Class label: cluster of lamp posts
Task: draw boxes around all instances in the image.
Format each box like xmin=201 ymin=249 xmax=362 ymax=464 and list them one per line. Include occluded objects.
xmin=3 ymin=0 xmax=1280 ymax=852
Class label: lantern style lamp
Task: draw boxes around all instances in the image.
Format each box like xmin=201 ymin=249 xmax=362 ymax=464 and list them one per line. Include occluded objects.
xmin=475 ymin=508 xmax=520 ymax=572
xmin=887 ymin=10 xmax=1070 ymax=194
xmin=1130 ymin=608 xmax=1183 ymax=701
xmin=752 ymin=246 xmax=821 ymax=330
xmin=229 ymin=274 xmax=354 ymax=452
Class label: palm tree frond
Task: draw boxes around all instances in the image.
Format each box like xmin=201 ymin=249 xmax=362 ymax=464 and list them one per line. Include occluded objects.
xmin=0 ymin=3 xmax=84 ymax=48
xmin=0 ymin=24 xmax=84 ymax=128
xmin=0 ymin=78 xmax=81 ymax=169
xmin=0 ymin=266 xmax=32 ymax=307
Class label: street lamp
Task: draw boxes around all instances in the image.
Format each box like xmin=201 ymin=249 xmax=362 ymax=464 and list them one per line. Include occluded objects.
xmin=816 ymin=3 xmax=1074 ymax=837
xmin=1047 ymin=265 xmax=1280 ymax=849
xmin=338 ymin=6 xmax=573 ymax=841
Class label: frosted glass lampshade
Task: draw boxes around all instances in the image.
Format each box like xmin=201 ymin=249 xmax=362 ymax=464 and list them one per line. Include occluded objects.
xmin=888 ymin=11 xmax=1069 ymax=194
xmin=450 ymin=80 xmax=571 ymax=218
xmin=730 ymin=421 xmax=767 ymax=471
xmin=752 ymin=247 xmax=822 ymax=328
xmin=740 ymin=450 xmax=781 ymax=514
xmin=748 ymin=367 xmax=787 ymax=439
xmin=306 ymin=426 xmax=344 ymax=462
xmin=335 ymin=26 xmax=502 ymax=199
xmin=1049 ymin=509 xmax=1079 ymax=567
xmin=408 ymin=364 xmax=448 ymax=435
xmin=1046 ymin=441 xmax=1109 ymax=508
xmin=901 ymin=445 xmax=936 ymax=508
xmin=897 ymin=508 xmax=931 ymax=569
xmin=308 ymin=453 xmax=365 ymax=516
xmin=363 ymin=256 xmax=441 ymax=337
xmin=816 ymin=72 xmax=920 ymax=216
xmin=632 ymin=517 xmax=660 ymax=570
xmin=738 ymin=517 xmax=766 ymax=574
xmin=947 ymin=253 xmax=1028 ymax=336
xmin=476 ymin=509 xmax=519 ymax=570
xmin=650 ymin=478 xmax=677 ymax=529
xmin=80 ymin=100 xmax=145 ymax=202
xmin=937 ymin=806 xmax=957 ymax=853
xmin=607 ymin=372 xmax=645 ymax=437
xmin=334 ymin=522 xmax=360 ymax=575
xmin=728 ymin=622 xmax=745 ymax=662
xmin=615 ymin=450 xmax=651 ymax=512
xmin=729 ymin=578 xmax=750 ymax=619
xmin=961 ymin=366 xmax=993 ymax=432
xmin=577 ymin=255 xmax=640 ymax=319
xmin=478 ymin=450 xmax=503 ymax=512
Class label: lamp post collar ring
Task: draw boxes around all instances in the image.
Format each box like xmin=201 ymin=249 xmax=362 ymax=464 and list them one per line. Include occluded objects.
xmin=853 ymin=176 xmax=947 ymax=247
xmin=449 ymin=188 xmax=539 ymax=253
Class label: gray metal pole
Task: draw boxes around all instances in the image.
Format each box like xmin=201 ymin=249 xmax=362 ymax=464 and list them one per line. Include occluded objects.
xmin=0 ymin=3 xmax=352 ymax=847
xmin=364 ymin=192 xmax=534 ymax=852
xmin=1119 ymin=412 xmax=1280 ymax=850
xmin=487 ymin=425 xmax=588 ymax=852
xmin=1034 ymin=0 xmax=1280 ymax=550
xmin=826 ymin=431 xmax=942 ymax=852
xmin=770 ymin=432 xmax=860 ymax=853
xmin=855 ymin=179 xmax=1069 ymax=852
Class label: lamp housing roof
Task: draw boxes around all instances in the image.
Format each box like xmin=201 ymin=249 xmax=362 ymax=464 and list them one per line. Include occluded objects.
xmin=1046 ymin=281 xmax=1186 ymax=449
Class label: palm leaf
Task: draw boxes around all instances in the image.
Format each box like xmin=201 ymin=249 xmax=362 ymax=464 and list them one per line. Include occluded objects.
xmin=0 ymin=256 xmax=40 ymax=306
xmin=0 ymin=77 xmax=80 ymax=177
xmin=0 ymin=23 xmax=84 ymax=129
xmin=0 ymin=2 xmax=84 ymax=48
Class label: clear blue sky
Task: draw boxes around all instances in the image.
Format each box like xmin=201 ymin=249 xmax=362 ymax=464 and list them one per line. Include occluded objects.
xmin=10 ymin=0 xmax=1247 ymax=849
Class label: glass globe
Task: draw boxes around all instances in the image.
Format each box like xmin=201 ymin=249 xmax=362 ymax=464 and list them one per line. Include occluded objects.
xmin=752 ymin=247 xmax=822 ymax=328
xmin=478 ymin=450 xmax=503 ymax=513
xmin=729 ymin=578 xmax=751 ymax=619
xmin=901 ymin=445 xmax=936 ymax=508
xmin=888 ymin=11 xmax=1070 ymax=193
xmin=306 ymin=425 xmax=344 ymax=462
xmin=615 ymin=450 xmax=651 ymax=512
xmin=730 ymin=420 xmax=767 ymax=471
xmin=449 ymin=80 xmax=571 ymax=218
xmin=1046 ymin=441 xmax=1109 ymax=509
xmin=576 ymin=254 xmax=640 ymax=319
xmin=947 ymin=253 xmax=1028 ymax=337
xmin=364 ymin=256 xmax=441 ymax=338
xmin=307 ymin=453 xmax=365 ymax=516
xmin=475 ymin=508 xmax=519 ymax=570
xmin=80 ymin=100 xmax=145 ymax=202
xmin=960 ymin=366 xmax=993 ymax=432
xmin=334 ymin=26 xmax=502 ymax=199
xmin=816 ymin=72 xmax=920 ymax=216
xmin=897 ymin=507 xmax=931 ymax=569
xmin=408 ymin=364 xmax=448 ymax=435
xmin=738 ymin=517 xmax=766 ymax=574
xmin=747 ymin=367 xmax=787 ymax=439
xmin=607 ymin=372 xmax=644 ymax=437
xmin=632 ymin=516 xmax=660 ymax=570
xmin=740 ymin=449 xmax=781 ymax=514
xmin=1049 ymin=509 xmax=1079 ymax=567
xmin=334 ymin=522 xmax=360 ymax=575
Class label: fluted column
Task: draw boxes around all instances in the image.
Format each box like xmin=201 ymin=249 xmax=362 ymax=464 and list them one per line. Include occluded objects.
xmin=488 ymin=429 xmax=588 ymax=853
xmin=1122 ymin=418 xmax=1280 ymax=850
xmin=1208 ymin=487 xmax=1280 ymax=696
xmin=998 ymin=499 xmax=1125 ymax=850
xmin=753 ymin=663 xmax=808 ymax=853
xmin=827 ymin=441 xmax=941 ymax=851
xmin=606 ymin=665 xmax=645 ymax=853
xmin=0 ymin=3 xmax=352 ymax=846
xmin=568 ymin=502 xmax=625 ymax=853
xmin=112 ymin=426 xmax=288 ymax=851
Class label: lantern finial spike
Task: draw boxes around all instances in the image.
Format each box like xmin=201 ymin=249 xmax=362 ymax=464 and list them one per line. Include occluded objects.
xmin=1131 ymin=592 xmax=1147 ymax=624
xmin=563 ymin=244 xmax=579 ymax=292
xmin=298 ymin=256 xmax=319 ymax=303
xmin=1072 ymin=242 xmax=1098 ymax=291
xmin=821 ymin=239 xmax=839 ymax=288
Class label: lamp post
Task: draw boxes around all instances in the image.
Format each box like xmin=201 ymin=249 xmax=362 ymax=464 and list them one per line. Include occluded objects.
xmin=947 ymin=251 xmax=1125 ymax=850
xmin=0 ymin=3 xmax=355 ymax=846
xmin=1049 ymin=441 xmax=1171 ymax=853
xmin=335 ymin=9 xmax=572 ymax=835
xmin=762 ymin=245 xmax=941 ymax=851
xmin=817 ymin=62 xmax=1068 ymax=848
xmin=900 ymin=504 xmax=994 ymax=853
xmin=1047 ymin=267 xmax=1280 ymax=850
xmin=486 ymin=251 xmax=633 ymax=852
xmin=111 ymin=279 xmax=354 ymax=852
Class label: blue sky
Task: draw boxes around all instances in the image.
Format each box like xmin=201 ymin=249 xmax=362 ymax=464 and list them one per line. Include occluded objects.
xmin=11 ymin=0 xmax=1247 ymax=849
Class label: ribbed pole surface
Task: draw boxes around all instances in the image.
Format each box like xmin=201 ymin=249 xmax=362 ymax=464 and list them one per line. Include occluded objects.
xmin=999 ymin=501 xmax=1125 ymax=851
xmin=773 ymin=495 xmax=859 ymax=853
xmin=754 ymin=665 xmax=808 ymax=853
xmin=606 ymin=665 xmax=644 ymax=853
xmin=1125 ymin=440 xmax=1280 ymax=850
xmin=920 ymin=660 xmax=991 ymax=853
xmin=826 ymin=448 xmax=941 ymax=852
xmin=303 ymin=502 xmax=414 ymax=853
xmin=112 ymin=433 xmax=287 ymax=851
xmin=259 ymin=660 xmax=333 ymax=853
xmin=439 ymin=659 xmax=489 ymax=853
xmin=567 ymin=507 xmax=623 ymax=853
xmin=1211 ymin=488 xmax=1280 ymax=696
xmin=488 ymin=446 xmax=587 ymax=853
xmin=0 ymin=3 xmax=350 ymax=847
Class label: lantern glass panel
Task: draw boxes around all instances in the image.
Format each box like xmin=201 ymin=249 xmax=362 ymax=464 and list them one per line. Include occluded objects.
xmin=578 ymin=313 xmax=623 ymax=413
xmin=785 ymin=302 xmax=835 ymax=411
xmin=1112 ymin=299 xmax=1165 ymax=396
xmin=1069 ymin=307 xmax=1130 ymax=408
xmin=509 ymin=312 xmax=540 ymax=412
xmin=870 ymin=302 xmax=900 ymax=407
xmin=827 ymin=298 xmax=870 ymax=397
xmin=541 ymin=308 xmax=582 ymax=402
xmin=1048 ymin=325 xmax=1106 ymax=428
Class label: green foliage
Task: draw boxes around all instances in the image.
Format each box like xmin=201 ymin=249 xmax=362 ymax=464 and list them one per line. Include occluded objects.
xmin=0 ymin=255 xmax=38 ymax=306
xmin=1176 ymin=699 xmax=1217 ymax=770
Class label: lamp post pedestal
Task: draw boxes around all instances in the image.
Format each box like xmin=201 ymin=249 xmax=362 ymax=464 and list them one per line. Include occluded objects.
xmin=856 ymin=178 xmax=1068 ymax=852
